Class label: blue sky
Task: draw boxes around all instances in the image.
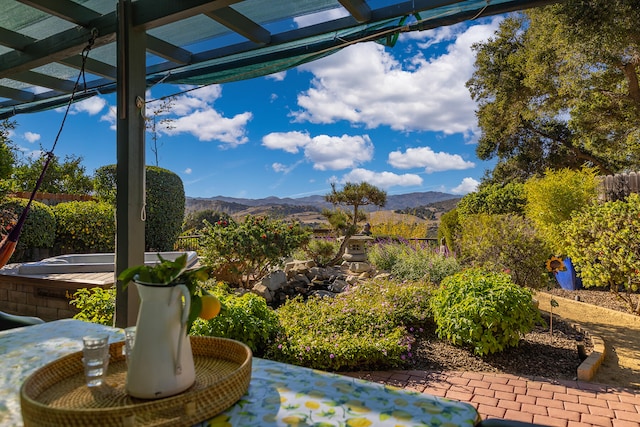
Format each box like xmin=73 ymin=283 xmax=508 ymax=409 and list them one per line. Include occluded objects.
xmin=9 ymin=15 xmax=503 ymax=200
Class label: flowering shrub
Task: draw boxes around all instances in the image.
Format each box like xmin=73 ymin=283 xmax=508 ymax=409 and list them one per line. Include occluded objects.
xmin=200 ymin=215 xmax=311 ymax=288
xmin=190 ymin=282 xmax=279 ymax=355
xmin=430 ymin=268 xmax=542 ymax=355
xmin=267 ymin=280 xmax=434 ymax=371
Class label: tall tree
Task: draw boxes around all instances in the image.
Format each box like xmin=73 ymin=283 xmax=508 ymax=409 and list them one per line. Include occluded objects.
xmin=0 ymin=120 xmax=17 ymax=200
xmin=11 ymin=153 xmax=93 ymax=195
xmin=467 ymin=0 xmax=640 ymax=185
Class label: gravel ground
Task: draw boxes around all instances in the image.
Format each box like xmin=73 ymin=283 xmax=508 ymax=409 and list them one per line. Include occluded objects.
xmin=406 ymin=312 xmax=592 ymax=381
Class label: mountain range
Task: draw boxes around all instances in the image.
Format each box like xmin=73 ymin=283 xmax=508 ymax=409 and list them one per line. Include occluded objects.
xmin=185 ymin=191 xmax=460 ymax=215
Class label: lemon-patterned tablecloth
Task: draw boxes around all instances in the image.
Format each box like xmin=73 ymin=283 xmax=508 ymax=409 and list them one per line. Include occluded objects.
xmin=0 ymin=319 xmax=480 ymax=427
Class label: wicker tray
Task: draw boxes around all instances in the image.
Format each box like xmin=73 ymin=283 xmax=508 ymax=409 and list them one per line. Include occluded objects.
xmin=20 ymin=336 xmax=252 ymax=427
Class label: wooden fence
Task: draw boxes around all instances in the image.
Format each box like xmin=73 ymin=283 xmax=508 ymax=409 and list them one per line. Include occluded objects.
xmin=598 ymin=172 xmax=640 ymax=202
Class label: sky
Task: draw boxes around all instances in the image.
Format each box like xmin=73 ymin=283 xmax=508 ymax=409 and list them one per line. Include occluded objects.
xmin=8 ymin=14 xmax=504 ymax=200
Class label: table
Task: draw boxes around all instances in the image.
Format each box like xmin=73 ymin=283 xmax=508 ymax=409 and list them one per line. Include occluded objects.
xmin=0 ymin=319 xmax=481 ymax=426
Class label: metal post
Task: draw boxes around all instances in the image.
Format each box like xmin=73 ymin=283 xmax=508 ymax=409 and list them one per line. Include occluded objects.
xmin=115 ymin=0 xmax=146 ymax=328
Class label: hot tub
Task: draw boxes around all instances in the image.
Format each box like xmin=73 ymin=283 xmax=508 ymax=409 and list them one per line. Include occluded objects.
xmin=16 ymin=251 xmax=198 ymax=275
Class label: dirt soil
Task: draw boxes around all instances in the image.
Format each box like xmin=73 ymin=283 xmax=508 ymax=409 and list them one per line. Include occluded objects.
xmin=409 ymin=312 xmax=593 ymax=383
xmin=537 ymin=289 xmax=640 ymax=390
xmin=406 ymin=288 xmax=640 ymax=390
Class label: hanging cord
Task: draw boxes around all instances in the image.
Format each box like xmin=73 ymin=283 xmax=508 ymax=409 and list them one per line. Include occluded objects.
xmin=0 ymin=28 xmax=98 ymax=268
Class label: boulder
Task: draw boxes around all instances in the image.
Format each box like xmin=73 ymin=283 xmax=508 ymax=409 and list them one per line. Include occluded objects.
xmin=251 ymin=283 xmax=273 ymax=303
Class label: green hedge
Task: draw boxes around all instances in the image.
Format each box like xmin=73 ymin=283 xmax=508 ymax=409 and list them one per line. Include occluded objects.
xmin=93 ymin=164 xmax=185 ymax=251
xmin=0 ymin=197 xmax=55 ymax=262
xmin=52 ymin=201 xmax=115 ymax=253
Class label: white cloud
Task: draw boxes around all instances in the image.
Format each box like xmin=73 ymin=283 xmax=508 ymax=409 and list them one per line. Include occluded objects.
xmin=23 ymin=132 xmax=40 ymax=143
xmin=388 ymin=146 xmax=474 ymax=173
xmin=184 ymin=168 xmax=192 ymax=174
xmin=292 ymin=19 xmax=501 ymax=136
xmin=99 ymin=105 xmax=117 ymax=130
xmin=262 ymin=131 xmax=311 ymax=154
xmin=272 ymin=162 xmax=287 ymax=173
xmin=266 ymin=71 xmax=286 ymax=81
xmin=263 ymin=131 xmax=374 ymax=171
xmin=451 ymin=177 xmax=480 ymax=195
xmin=306 ymin=134 xmax=374 ymax=170
xmin=339 ymin=168 xmax=423 ymax=188
xmin=166 ymin=109 xmax=252 ymax=147
xmin=66 ymin=96 xmax=107 ymax=115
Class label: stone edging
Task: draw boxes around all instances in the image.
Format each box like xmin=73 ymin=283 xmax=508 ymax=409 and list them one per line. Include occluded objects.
xmin=573 ymin=322 xmax=606 ymax=381
xmin=536 ymin=292 xmax=609 ymax=382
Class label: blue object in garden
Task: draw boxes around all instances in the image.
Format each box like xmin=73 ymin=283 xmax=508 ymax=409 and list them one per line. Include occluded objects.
xmin=554 ymin=257 xmax=582 ymax=290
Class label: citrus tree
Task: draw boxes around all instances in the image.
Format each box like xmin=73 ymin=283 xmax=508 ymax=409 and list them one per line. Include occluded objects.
xmin=564 ymin=193 xmax=640 ymax=314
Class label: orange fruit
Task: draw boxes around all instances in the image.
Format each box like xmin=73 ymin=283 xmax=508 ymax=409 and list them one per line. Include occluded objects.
xmin=199 ymin=294 xmax=221 ymax=320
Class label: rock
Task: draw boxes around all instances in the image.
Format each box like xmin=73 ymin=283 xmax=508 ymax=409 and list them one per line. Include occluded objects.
xmin=348 ymin=262 xmax=371 ymax=273
xmin=262 ymin=270 xmax=287 ymax=291
xmin=292 ymin=273 xmax=310 ymax=285
xmin=328 ymin=279 xmax=348 ymax=293
xmin=251 ymin=283 xmax=273 ymax=303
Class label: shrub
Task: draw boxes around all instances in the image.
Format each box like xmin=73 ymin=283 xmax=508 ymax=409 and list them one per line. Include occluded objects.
xmin=69 ymin=287 xmax=116 ymax=326
xmin=368 ymin=240 xmax=460 ymax=284
xmin=93 ymin=165 xmax=185 ymax=251
xmin=200 ymin=215 xmax=311 ymax=288
xmin=459 ymin=213 xmax=551 ymax=288
xmin=457 ymin=182 xmax=526 ymax=217
xmin=182 ymin=209 xmax=230 ymax=234
xmin=53 ymin=201 xmax=115 ymax=253
xmin=430 ymin=268 xmax=542 ymax=355
xmin=370 ymin=218 xmax=428 ymax=239
xmin=0 ymin=197 xmax=55 ymax=262
xmin=524 ymin=167 xmax=598 ymax=254
xmin=564 ymin=193 xmax=640 ymax=314
xmin=190 ymin=283 xmax=279 ymax=355
xmin=366 ymin=239 xmax=408 ymax=271
xmin=296 ymin=237 xmax=339 ymax=267
xmin=391 ymin=248 xmax=461 ymax=284
xmin=268 ymin=280 xmax=434 ymax=371
xmin=437 ymin=208 xmax=460 ymax=254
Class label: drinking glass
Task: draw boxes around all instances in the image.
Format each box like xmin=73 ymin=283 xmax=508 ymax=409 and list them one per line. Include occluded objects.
xmin=82 ymin=334 xmax=110 ymax=388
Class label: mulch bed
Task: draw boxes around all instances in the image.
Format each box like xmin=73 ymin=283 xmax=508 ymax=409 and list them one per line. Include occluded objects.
xmin=405 ymin=312 xmax=593 ymax=381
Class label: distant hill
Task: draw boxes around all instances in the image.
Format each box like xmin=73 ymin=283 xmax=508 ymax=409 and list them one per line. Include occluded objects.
xmin=186 ymin=191 xmax=459 ymax=214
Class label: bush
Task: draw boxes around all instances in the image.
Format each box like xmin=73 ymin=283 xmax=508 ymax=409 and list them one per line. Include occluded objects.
xmin=391 ymin=249 xmax=461 ymax=284
xmin=93 ymin=165 xmax=185 ymax=251
xmin=53 ymin=201 xmax=115 ymax=253
xmin=564 ymin=194 xmax=640 ymax=314
xmin=437 ymin=208 xmax=460 ymax=254
xmin=69 ymin=287 xmax=116 ymax=326
xmin=182 ymin=209 xmax=230 ymax=234
xmin=457 ymin=182 xmax=526 ymax=217
xmin=267 ymin=280 xmax=433 ymax=371
xmin=367 ymin=239 xmax=408 ymax=271
xmin=524 ymin=167 xmax=598 ymax=254
xmin=430 ymin=268 xmax=542 ymax=355
xmin=295 ymin=237 xmax=339 ymax=267
xmin=190 ymin=283 xmax=279 ymax=355
xmin=368 ymin=240 xmax=460 ymax=284
xmin=200 ymin=215 xmax=311 ymax=288
xmin=0 ymin=197 xmax=55 ymax=262
xmin=459 ymin=213 xmax=551 ymax=288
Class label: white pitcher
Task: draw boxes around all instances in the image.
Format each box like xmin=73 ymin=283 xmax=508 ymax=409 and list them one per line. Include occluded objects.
xmin=126 ymin=281 xmax=195 ymax=399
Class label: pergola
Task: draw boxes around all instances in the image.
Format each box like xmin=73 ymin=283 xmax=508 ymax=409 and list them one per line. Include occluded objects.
xmin=0 ymin=0 xmax=560 ymax=327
